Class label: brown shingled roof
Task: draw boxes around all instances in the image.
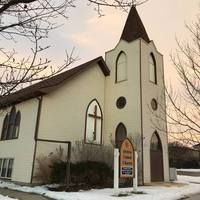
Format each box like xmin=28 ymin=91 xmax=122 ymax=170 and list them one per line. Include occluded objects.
xmin=121 ymin=6 xmax=150 ymax=43
xmin=0 ymin=56 xmax=110 ymax=108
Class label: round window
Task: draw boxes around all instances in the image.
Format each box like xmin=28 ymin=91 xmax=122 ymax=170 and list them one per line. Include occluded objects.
xmin=151 ymin=98 xmax=158 ymax=110
xmin=116 ymin=97 xmax=126 ymax=109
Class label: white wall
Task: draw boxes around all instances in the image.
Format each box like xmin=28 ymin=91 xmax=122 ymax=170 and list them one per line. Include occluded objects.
xmin=104 ymin=40 xmax=143 ymax=183
xmin=0 ymin=98 xmax=39 ymax=183
xmin=37 ymin=64 xmax=105 ymax=142
xmin=104 ymin=39 xmax=169 ymax=184
xmin=141 ymin=40 xmax=169 ymax=183
xmin=32 ymin=64 xmax=106 ymax=180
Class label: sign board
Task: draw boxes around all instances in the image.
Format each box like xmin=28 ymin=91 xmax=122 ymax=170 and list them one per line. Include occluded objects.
xmin=120 ymin=138 xmax=134 ymax=178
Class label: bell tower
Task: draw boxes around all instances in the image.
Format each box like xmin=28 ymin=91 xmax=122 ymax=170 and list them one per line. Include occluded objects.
xmin=104 ymin=6 xmax=169 ymax=184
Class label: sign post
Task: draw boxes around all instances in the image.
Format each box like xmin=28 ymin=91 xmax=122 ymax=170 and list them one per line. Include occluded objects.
xmin=114 ymin=148 xmax=119 ymax=195
xmin=133 ymin=151 xmax=138 ymax=192
xmin=113 ymin=138 xmax=136 ymax=195
xmin=120 ymin=138 xmax=134 ymax=178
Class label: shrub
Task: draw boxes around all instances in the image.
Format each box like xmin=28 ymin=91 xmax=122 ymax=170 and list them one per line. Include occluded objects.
xmin=50 ymin=160 xmax=113 ymax=187
xmin=71 ymin=141 xmax=113 ymax=167
xmin=50 ymin=160 xmax=66 ymax=183
xmin=35 ymin=155 xmax=52 ymax=183
xmin=34 ymin=146 xmax=65 ymax=184
xmin=35 ymin=141 xmax=114 ymax=187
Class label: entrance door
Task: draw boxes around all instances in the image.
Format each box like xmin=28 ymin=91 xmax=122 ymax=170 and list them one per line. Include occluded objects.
xmin=150 ymin=132 xmax=164 ymax=181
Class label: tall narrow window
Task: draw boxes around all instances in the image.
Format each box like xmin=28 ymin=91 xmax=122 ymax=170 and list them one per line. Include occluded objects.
xmin=13 ymin=111 xmax=21 ymax=138
xmin=0 ymin=159 xmax=2 ymax=175
xmin=115 ymin=123 xmax=127 ymax=148
xmin=7 ymin=159 xmax=14 ymax=178
xmin=85 ymin=99 xmax=102 ymax=144
xmin=7 ymin=107 xmax=16 ymax=139
xmin=1 ymin=114 xmax=9 ymax=140
xmin=1 ymin=107 xmax=21 ymax=140
xmin=116 ymin=52 xmax=127 ymax=82
xmin=149 ymin=53 xmax=157 ymax=84
xmin=1 ymin=159 xmax=8 ymax=177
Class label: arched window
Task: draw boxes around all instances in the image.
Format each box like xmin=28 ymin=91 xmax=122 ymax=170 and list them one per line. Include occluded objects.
xmin=85 ymin=99 xmax=102 ymax=144
xmin=7 ymin=107 xmax=16 ymax=139
xmin=1 ymin=114 xmax=9 ymax=140
xmin=150 ymin=132 xmax=162 ymax=151
xmin=116 ymin=52 xmax=127 ymax=82
xmin=115 ymin=123 xmax=127 ymax=148
xmin=13 ymin=111 xmax=21 ymax=138
xmin=149 ymin=53 xmax=157 ymax=84
xmin=1 ymin=106 xmax=21 ymax=140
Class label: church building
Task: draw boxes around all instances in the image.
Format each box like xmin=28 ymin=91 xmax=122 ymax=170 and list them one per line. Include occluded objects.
xmin=0 ymin=6 xmax=169 ymax=185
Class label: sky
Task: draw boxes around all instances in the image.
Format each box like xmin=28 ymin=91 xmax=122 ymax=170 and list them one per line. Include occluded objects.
xmin=1 ymin=0 xmax=200 ymax=84
xmin=46 ymin=0 xmax=200 ymax=84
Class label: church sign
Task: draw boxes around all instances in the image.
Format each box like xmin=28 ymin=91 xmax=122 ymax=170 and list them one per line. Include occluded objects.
xmin=120 ymin=138 xmax=134 ymax=178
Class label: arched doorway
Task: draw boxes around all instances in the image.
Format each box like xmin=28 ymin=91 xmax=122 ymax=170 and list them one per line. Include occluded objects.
xmin=115 ymin=123 xmax=127 ymax=148
xmin=150 ymin=132 xmax=164 ymax=181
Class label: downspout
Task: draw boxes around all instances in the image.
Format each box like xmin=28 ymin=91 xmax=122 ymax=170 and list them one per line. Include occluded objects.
xmin=30 ymin=96 xmax=43 ymax=184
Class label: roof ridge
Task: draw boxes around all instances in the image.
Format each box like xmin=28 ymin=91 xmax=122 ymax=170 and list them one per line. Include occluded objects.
xmin=0 ymin=56 xmax=110 ymax=108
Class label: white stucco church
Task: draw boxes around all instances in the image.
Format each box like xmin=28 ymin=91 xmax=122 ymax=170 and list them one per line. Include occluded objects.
xmin=0 ymin=6 xmax=169 ymax=185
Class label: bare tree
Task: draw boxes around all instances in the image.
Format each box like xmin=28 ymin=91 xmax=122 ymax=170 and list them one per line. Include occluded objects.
xmin=88 ymin=0 xmax=148 ymax=16
xmin=166 ymin=15 xmax=200 ymax=146
xmin=0 ymin=0 xmax=77 ymax=96
xmin=0 ymin=0 xmax=147 ymax=97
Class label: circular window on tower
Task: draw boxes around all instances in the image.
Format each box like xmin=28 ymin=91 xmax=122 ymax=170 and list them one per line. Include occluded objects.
xmin=116 ymin=96 xmax=126 ymax=109
xmin=151 ymin=98 xmax=158 ymax=111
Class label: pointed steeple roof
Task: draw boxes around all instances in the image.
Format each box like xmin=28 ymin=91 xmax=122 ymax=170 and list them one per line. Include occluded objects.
xmin=120 ymin=6 xmax=150 ymax=43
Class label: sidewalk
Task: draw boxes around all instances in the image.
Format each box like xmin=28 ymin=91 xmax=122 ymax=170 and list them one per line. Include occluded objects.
xmin=0 ymin=188 xmax=52 ymax=200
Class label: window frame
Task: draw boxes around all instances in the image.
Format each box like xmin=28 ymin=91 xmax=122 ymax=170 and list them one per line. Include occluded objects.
xmin=115 ymin=51 xmax=128 ymax=83
xmin=84 ymin=99 xmax=103 ymax=145
xmin=1 ymin=114 xmax=9 ymax=140
xmin=7 ymin=159 xmax=14 ymax=178
xmin=13 ymin=111 xmax=21 ymax=139
xmin=0 ymin=158 xmax=14 ymax=179
xmin=115 ymin=122 xmax=127 ymax=148
xmin=7 ymin=107 xmax=16 ymax=140
xmin=0 ymin=159 xmax=2 ymax=176
xmin=150 ymin=131 xmax=162 ymax=151
xmin=149 ymin=53 xmax=157 ymax=84
xmin=1 ymin=158 xmax=9 ymax=178
xmin=1 ymin=107 xmax=21 ymax=141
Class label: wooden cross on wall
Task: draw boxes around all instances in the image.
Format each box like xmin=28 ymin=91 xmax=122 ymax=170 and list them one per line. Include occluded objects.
xmin=88 ymin=105 xmax=102 ymax=140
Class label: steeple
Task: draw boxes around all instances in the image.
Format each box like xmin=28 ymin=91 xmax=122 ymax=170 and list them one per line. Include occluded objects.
xmin=120 ymin=6 xmax=150 ymax=43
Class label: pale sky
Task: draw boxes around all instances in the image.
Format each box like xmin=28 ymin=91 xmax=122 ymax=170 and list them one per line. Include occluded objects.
xmin=48 ymin=0 xmax=200 ymax=84
xmin=1 ymin=0 xmax=200 ymax=85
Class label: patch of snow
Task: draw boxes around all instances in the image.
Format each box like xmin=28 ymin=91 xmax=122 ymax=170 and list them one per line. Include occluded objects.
xmin=0 ymin=175 xmax=199 ymax=200
xmin=177 ymin=169 xmax=200 ymax=172
xmin=178 ymin=175 xmax=200 ymax=183
xmin=0 ymin=195 xmax=17 ymax=200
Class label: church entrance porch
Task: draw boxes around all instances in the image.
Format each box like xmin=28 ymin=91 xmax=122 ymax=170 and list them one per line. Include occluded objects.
xmin=150 ymin=132 xmax=164 ymax=182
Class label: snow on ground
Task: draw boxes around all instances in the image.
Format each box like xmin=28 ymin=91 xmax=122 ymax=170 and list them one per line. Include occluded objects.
xmin=177 ymin=169 xmax=200 ymax=172
xmin=0 ymin=176 xmax=199 ymax=200
xmin=178 ymin=175 xmax=200 ymax=184
xmin=0 ymin=195 xmax=17 ymax=200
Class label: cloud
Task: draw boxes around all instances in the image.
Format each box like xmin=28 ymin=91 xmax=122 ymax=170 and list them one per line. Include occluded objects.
xmin=66 ymin=10 xmax=126 ymax=50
